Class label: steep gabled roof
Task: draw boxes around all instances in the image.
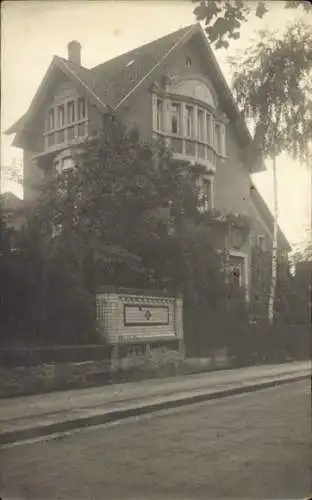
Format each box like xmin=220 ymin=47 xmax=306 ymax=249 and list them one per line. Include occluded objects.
xmin=5 ymin=25 xmax=195 ymax=135
xmin=250 ymin=183 xmax=291 ymax=252
xmin=5 ymin=56 xmax=110 ymax=135
xmin=90 ymin=24 xmax=195 ymax=109
xmin=7 ymin=24 xmax=254 ymax=145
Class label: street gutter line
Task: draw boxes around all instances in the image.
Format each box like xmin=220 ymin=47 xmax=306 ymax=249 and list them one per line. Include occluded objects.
xmin=0 ymin=374 xmax=308 ymax=448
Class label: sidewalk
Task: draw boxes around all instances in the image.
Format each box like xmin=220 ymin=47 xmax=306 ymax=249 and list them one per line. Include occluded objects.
xmin=0 ymin=361 xmax=310 ymax=446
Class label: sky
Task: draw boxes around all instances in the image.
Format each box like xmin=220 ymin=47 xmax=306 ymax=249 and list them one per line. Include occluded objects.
xmin=1 ymin=0 xmax=311 ymax=250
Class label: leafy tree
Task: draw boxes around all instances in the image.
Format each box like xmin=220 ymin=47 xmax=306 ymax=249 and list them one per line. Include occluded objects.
xmin=33 ymin=117 xmax=199 ymax=292
xmin=192 ymin=0 xmax=312 ymax=49
xmin=228 ymin=21 xmax=312 ymax=324
xmin=2 ymin=118 xmax=251 ymax=346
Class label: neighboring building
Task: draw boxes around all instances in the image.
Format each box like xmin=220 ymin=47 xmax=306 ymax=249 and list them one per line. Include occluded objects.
xmin=5 ymin=23 xmax=290 ymax=301
xmin=0 ymin=191 xmax=25 ymax=253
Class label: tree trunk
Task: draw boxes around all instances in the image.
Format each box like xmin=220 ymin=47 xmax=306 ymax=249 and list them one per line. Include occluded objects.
xmin=268 ymin=154 xmax=279 ymax=325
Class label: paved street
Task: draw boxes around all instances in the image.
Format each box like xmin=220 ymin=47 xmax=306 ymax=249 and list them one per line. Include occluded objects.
xmin=0 ymin=380 xmax=311 ymax=499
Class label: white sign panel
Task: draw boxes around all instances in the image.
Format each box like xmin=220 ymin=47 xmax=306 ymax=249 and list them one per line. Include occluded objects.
xmin=123 ymin=304 xmax=169 ymax=326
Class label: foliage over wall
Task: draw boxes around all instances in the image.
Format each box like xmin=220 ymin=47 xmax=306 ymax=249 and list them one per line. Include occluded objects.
xmin=1 ymin=118 xmax=249 ymax=346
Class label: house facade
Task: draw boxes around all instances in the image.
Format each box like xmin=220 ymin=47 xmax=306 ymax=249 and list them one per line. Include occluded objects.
xmin=6 ymin=24 xmax=291 ymax=304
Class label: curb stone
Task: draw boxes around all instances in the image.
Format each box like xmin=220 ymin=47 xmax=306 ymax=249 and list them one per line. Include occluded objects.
xmin=0 ymin=374 xmax=308 ymax=447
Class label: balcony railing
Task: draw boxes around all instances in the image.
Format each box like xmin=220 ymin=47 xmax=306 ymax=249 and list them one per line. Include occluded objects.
xmin=154 ymin=132 xmax=217 ymax=173
xmin=44 ymin=121 xmax=88 ymax=152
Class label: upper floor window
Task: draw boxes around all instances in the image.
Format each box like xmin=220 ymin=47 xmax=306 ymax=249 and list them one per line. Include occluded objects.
xmin=257 ymin=234 xmax=266 ymax=251
xmin=156 ymin=98 xmax=163 ymax=131
xmin=47 ymin=109 xmax=55 ymax=131
xmin=171 ymin=102 xmax=181 ymax=135
xmin=45 ymin=96 xmax=88 ymax=151
xmin=206 ymin=114 xmax=212 ymax=145
xmin=202 ymin=178 xmax=212 ymax=211
xmin=197 ymin=109 xmax=204 ymax=141
xmin=215 ymin=123 xmax=221 ymax=154
xmin=57 ymin=105 xmax=65 ymax=128
xmin=77 ymin=97 xmax=86 ymax=121
xmin=197 ymin=176 xmax=213 ymax=212
xmin=185 ymin=105 xmax=194 ymax=137
xmin=54 ymin=153 xmax=75 ymax=175
xmin=67 ymin=101 xmax=76 ymax=124
xmin=152 ymin=93 xmax=227 ymax=158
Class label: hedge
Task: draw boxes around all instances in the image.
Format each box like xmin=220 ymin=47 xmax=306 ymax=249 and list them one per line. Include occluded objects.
xmin=0 ymin=344 xmax=112 ymax=369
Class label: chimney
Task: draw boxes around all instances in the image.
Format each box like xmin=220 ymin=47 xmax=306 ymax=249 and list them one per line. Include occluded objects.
xmin=67 ymin=40 xmax=81 ymax=66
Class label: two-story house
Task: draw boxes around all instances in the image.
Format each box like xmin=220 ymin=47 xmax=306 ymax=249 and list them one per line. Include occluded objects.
xmin=5 ymin=23 xmax=290 ymax=304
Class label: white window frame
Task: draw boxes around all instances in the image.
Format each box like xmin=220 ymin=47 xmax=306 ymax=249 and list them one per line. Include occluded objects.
xmin=196 ymin=175 xmax=214 ymax=212
xmin=170 ymin=102 xmax=181 ymax=135
xmin=67 ymin=100 xmax=76 ymax=124
xmin=77 ymin=97 xmax=86 ymax=121
xmin=215 ymin=123 xmax=221 ymax=154
xmin=228 ymin=250 xmax=249 ymax=302
xmin=257 ymin=234 xmax=266 ymax=251
xmin=53 ymin=149 xmax=76 ymax=175
xmin=44 ymin=96 xmax=88 ymax=151
xmin=185 ymin=104 xmax=194 ymax=138
xmin=151 ymin=93 xmax=227 ymax=164
xmin=206 ymin=112 xmax=212 ymax=146
xmin=156 ymin=98 xmax=163 ymax=131
xmin=197 ymin=108 xmax=205 ymax=141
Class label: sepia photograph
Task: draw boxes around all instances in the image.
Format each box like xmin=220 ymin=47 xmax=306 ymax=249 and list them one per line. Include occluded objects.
xmin=0 ymin=0 xmax=311 ymax=498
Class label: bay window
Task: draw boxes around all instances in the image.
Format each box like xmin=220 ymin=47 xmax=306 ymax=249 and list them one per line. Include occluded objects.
xmin=152 ymin=93 xmax=227 ymax=164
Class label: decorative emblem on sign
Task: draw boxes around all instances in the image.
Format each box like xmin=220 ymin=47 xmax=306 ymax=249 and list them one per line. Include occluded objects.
xmin=144 ymin=309 xmax=152 ymax=320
